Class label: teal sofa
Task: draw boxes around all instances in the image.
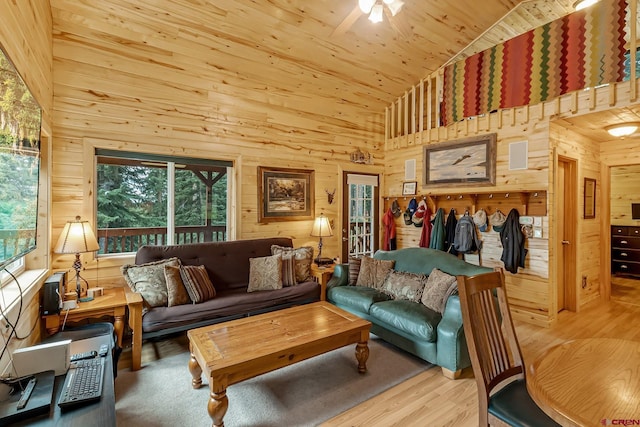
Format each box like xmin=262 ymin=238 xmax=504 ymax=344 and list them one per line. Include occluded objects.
xmin=327 ymin=247 xmax=491 ymax=379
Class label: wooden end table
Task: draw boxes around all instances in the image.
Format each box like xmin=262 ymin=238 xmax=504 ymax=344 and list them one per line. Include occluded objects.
xmin=310 ymin=263 xmax=335 ymax=301
xmin=42 ymin=286 xmax=143 ymax=371
xmin=187 ymin=301 xmax=371 ymax=427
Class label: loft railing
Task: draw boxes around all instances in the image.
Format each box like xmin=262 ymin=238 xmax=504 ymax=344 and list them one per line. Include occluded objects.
xmin=96 ymin=225 xmax=227 ymax=254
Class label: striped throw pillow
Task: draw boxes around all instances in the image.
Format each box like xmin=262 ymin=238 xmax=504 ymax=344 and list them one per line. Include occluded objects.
xmin=180 ymin=265 xmax=216 ymax=303
xmin=281 ymin=253 xmax=297 ymax=287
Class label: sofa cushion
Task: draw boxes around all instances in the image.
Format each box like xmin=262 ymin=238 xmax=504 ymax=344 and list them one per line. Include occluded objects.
xmin=381 ymin=270 xmax=427 ymax=302
xmin=181 ymin=265 xmax=217 ymax=303
xmin=121 ymin=257 xmax=181 ymax=308
xmin=271 ymin=245 xmax=313 ymax=282
xmin=356 ymin=256 xmax=395 ymax=290
xmin=164 ymin=265 xmax=191 ymax=307
xmin=370 ymin=300 xmax=441 ymax=342
xmin=248 ymin=254 xmax=283 ymax=292
xmin=421 ymin=268 xmax=457 ymax=314
xmin=348 ymin=257 xmax=362 ymax=285
xmin=280 ymin=253 xmax=297 ymax=287
xmin=327 ymin=285 xmax=391 ymax=313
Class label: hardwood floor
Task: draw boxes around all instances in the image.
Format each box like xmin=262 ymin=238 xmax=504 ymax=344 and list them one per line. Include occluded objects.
xmin=117 ymin=276 xmax=640 ymax=426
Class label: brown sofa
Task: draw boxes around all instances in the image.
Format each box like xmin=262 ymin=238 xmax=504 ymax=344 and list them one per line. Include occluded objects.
xmin=131 ymin=237 xmax=321 ymax=340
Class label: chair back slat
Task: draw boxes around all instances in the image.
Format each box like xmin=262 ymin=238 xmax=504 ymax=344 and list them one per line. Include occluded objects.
xmin=457 ymin=270 xmax=525 ymax=398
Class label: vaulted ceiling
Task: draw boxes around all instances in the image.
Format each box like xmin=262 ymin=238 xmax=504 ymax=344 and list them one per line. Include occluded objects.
xmin=51 ymin=0 xmax=579 ymax=116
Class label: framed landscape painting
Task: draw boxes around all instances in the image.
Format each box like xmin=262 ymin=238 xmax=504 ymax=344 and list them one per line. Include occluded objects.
xmin=258 ymin=166 xmax=315 ymax=222
xmin=423 ymin=133 xmax=497 ymax=187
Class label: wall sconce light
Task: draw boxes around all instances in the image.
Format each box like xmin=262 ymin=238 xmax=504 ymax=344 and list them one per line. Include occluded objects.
xmin=605 ymin=122 xmax=640 ymax=138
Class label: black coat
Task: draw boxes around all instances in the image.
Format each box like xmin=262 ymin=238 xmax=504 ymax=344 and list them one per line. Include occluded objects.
xmin=445 ymin=208 xmax=458 ymax=255
xmin=499 ymin=209 xmax=527 ymax=274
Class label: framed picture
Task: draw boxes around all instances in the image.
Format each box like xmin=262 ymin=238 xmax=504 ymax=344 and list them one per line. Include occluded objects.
xmin=258 ymin=166 xmax=315 ymax=222
xmin=584 ymin=178 xmax=596 ymax=219
xmin=423 ymin=133 xmax=497 ymax=187
xmin=402 ymin=181 xmax=417 ymax=196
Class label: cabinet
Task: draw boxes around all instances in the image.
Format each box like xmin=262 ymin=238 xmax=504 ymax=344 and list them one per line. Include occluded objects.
xmin=611 ymin=226 xmax=640 ymax=276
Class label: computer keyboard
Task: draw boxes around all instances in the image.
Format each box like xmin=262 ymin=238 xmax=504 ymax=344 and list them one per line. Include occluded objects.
xmin=57 ymin=357 xmax=105 ymax=409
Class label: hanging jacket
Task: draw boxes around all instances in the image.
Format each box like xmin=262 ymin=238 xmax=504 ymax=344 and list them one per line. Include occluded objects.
xmin=429 ymin=208 xmax=446 ymax=251
xmin=445 ymin=208 xmax=458 ymax=255
xmin=499 ymin=208 xmax=527 ymax=274
xmin=382 ymin=207 xmax=397 ymax=251
xmin=419 ymin=207 xmax=433 ymax=248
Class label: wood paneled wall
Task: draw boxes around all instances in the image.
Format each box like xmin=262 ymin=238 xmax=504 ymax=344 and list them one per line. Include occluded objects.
xmin=611 ymin=164 xmax=640 ymax=225
xmin=49 ymin=1 xmax=384 ymax=286
xmin=0 ymin=0 xmax=53 ymax=373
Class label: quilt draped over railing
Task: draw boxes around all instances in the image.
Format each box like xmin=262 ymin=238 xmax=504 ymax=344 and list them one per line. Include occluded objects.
xmin=441 ymin=0 xmax=628 ymax=126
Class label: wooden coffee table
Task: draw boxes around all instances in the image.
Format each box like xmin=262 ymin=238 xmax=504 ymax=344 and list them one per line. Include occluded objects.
xmin=187 ymin=301 xmax=371 ymax=427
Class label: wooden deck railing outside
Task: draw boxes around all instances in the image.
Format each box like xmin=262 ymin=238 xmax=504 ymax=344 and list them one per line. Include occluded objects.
xmin=96 ymin=225 xmax=226 ymax=254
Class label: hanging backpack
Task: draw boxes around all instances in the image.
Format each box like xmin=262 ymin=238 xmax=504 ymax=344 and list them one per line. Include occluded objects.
xmin=453 ymin=214 xmax=482 ymax=254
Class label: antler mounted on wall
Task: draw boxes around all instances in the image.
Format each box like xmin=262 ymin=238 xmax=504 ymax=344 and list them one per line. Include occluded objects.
xmin=325 ymin=188 xmax=336 ymax=204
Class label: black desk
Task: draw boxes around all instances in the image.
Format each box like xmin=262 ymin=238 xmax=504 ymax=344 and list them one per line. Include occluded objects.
xmin=8 ymin=331 xmax=116 ymax=426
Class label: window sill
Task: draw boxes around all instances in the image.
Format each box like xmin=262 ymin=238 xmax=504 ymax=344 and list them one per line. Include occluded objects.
xmin=0 ymin=269 xmax=48 ymax=322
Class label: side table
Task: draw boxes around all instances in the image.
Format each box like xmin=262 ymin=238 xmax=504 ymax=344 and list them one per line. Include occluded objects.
xmin=42 ymin=286 xmax=142 ymax=371
xmin=310 ymin=263 xmax=335 ymax=301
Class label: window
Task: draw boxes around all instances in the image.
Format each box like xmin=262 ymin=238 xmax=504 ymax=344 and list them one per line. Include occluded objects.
xmin=96 ymin=150 xmax=232 ymax=255
xmin=0 ymin=257 xmax=24 ymax=286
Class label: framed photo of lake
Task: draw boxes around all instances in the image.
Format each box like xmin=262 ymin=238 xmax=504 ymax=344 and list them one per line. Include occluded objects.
xmin=258 ymin=166 xmax=315 ymax=222
xmin=423 ymin=134 xmax=497 ymax=187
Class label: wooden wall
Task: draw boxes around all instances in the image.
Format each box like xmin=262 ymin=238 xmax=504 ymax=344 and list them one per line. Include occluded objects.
xmin=49 ymin=1 xmax=384 ymax=286
xmin=0 ymin=0 xmax=53 ymax=373
xmin=611 ymin=164 xmax=640 ymax=225
xmin=384 ymin=109 xmax=554 ymax=326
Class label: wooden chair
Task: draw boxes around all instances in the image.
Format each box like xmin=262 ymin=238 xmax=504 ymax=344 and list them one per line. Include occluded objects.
xmin=457 ymin=270 xmax=559 ymax=426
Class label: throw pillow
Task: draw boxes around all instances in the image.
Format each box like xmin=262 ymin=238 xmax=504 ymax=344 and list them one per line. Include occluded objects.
xmin=381 ymin=270 xmax=427 ymax=302
xmin=163 ymin=265 xmax=192 ymax=307
xmin=348 ymin=257 xmax=362 ymax=285
xmin=281 ymin=253 xmax=297 ymax=287
xmin=421 ymin=268 xmax=457 ymax=314
xmin=271 ymin=245 xmax=313 ymax=282
xmin=355 ymin=256 xmax=395 ymax=290
xmin=181 ymin=265 xmax=217 ymax=303
xmin=121 ymin=257 xmax=181 ymax=307
xmin=248 ymin=254 xmax=283 ymax=292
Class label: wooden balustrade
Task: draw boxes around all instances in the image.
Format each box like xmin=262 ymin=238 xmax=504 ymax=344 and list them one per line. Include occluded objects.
xmin=96 ymin=225 xmax=226 ymax=254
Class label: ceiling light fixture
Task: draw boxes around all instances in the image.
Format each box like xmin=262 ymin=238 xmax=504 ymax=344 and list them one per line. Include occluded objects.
xmin=573 ymin=0 xmax=600 ymax=11
xmin=605 ymin=122 xmax=640 ymax=137
xmin=359 ymin=0 xmax=404 ymax=23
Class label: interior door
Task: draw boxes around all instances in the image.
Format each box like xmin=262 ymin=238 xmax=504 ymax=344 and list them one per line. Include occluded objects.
xmin=557 ymin=157 xmax=577 ymax=312
xmin=341 ymin=172 xmax=379 ymax=262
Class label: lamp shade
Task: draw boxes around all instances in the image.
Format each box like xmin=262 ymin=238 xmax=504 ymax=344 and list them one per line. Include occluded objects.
xmin=310 ymin=215 xmax=333 ymax=238
xmin=54 ymin=216 xmax=100 ymax=254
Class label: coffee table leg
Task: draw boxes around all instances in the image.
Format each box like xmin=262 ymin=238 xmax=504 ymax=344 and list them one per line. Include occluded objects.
xmin=189 ymin=352 xmax=203 ymax=388
xmin=208 ymin=387 xmax=228 ymax=427
xmin=355 ymin=340 xmax=369 ymax=373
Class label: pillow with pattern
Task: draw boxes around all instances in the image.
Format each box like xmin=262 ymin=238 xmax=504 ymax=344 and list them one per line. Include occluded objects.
xmin=421 ymin=268 xmax=457 ymax=314
xmin=281 ymin=253 xmax=297 ymax=287
xmin=248 ymin=254 xmax=283 ymax=292
xmin=163 ymin=265 xmax=191 ymax=307
xmin=348 ymin=257 xmax=362 ymax=286
xmin=121 ymin=257 xmax=181 ymax=308
xmin=181 ymin=265 xmax=217 ymax=303
xmin=271 ymin=245 xmax=313 ymax=282
xmin=381 ymin=270 xmax=427 ymax=302
xmin=355 ymin=256 xmax=396 ymax=290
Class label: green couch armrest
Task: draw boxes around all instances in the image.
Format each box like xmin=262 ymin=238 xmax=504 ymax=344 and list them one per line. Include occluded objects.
xmin=435 ymin=294 xmax=470 ymax=372
xmin=327 ymin=263 xmax=348 ymax=289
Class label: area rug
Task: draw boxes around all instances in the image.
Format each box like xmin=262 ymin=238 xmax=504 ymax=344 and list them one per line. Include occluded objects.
xmin=115 ymin=336 xmax=431 ymax=426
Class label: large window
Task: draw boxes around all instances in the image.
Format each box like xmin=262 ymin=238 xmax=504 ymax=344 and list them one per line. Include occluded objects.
xmin=96 ymin=150 xmax=232 ymax=255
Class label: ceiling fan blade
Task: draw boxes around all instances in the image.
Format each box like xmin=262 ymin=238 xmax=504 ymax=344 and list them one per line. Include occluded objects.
xmin=384 ymin=6 xmax=412 ymax=39
xmin=331 ymin=5 xmax=362 ymax=37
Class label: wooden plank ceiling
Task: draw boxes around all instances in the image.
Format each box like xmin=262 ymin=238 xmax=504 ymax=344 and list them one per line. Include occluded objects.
xmin=50 ymin=0 xmax=581 ymax=122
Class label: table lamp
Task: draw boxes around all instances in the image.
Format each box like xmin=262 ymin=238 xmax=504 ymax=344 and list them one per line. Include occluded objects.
xmin=54 ymin=216 xmax=100 ymax=300
xmin=310 ymin=213 xmax=334 ymax=265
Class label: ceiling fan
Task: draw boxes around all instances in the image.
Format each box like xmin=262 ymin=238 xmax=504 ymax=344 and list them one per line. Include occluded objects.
xmin=331 ymin=0 xmax=412 ymax=39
